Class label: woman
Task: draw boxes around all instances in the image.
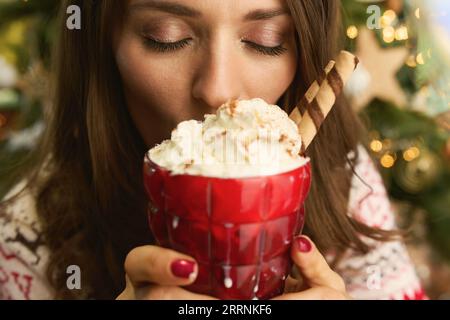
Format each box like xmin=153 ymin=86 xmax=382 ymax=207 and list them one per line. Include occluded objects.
xmin=0 ymin=0 xmax=426 ymax=300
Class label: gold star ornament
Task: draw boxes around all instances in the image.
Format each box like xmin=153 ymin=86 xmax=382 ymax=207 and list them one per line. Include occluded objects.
xmin=350 ymin=28 xmax=409 ymax=111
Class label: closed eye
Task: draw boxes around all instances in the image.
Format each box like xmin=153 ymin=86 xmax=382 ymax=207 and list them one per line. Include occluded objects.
xmin=142 ymin=37 xmax=192 ymax=52
xmin=241 ymin=40 xmax=288 ymax=56
xmin=142 ymin=36 xmax=287 ymax=57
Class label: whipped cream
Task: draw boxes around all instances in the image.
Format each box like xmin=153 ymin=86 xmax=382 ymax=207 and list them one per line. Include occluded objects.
xmin=148 ymin=98 xmax=308 ymax=178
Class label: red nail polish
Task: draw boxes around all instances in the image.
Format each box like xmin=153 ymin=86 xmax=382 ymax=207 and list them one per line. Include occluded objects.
xmin=294 ymin=237 xmax=312 ymax=253
xmin=171 ymin=259 xmax=196 ymax=279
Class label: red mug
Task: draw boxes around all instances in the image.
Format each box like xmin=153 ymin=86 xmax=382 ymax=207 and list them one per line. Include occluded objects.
xmin=143 ymin=154 xmax=311 ymax=300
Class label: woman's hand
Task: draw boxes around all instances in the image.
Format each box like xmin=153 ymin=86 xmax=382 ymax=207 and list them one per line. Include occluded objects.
xmin=117 ymin=237 xmax=349 ymax=300
xmin=116 ymin=245 xmax=216 ymax=300
xmin=273 ymin=236 xmax=351 ymax=300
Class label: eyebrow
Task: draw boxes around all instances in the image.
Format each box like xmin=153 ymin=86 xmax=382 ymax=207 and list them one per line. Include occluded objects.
xmin=130 ymin=0 xmax=201 ymax=17
xmin=130 ymin=0 xmax=290 ymax=21
xmin=244 ymin=8 xmax=290 ymax=21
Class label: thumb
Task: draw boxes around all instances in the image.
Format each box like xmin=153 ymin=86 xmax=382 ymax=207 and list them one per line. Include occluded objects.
xmin=116 ymin=275 xmax=135 ymax=300
xmin=290 ymin=236 xmax=346 ymax=293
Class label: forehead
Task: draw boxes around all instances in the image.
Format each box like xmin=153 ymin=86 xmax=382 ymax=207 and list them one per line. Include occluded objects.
xmin=128 ymin=0 xmax=291 ymax=21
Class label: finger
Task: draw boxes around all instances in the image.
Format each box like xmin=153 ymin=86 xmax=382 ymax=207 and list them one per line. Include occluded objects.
xmin=283 ymin=275 xmax=299 ymax=294
xmin=272 ymin=287 xmax=348 ymax=300
xmin=290 ymin=265 xmax=304 ymax=281
xmin=124 ymin=245 xmax=198 ymax=287
xmin=137 ymin=285 xmax=217 ymax=300
xmin=290 ymin=236 xmax=346 ymax=293
xmin=284 ymin=274 xmax=309 ymax=294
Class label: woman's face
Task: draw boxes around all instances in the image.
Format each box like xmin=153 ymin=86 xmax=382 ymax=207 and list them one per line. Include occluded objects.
xmin=115 ymin=0 xmax=298 ymax=147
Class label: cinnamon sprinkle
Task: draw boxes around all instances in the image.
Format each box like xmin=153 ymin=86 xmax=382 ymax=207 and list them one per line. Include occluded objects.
xmin=254 ymin=112 xmax=264 ymax=127
xmin=287 ymin=149 xmax=295 ymax=157
xmin=243 ymin=137 xmax=257 ymax=150
xmin=229 ymin=99 xmax=239 ymax=117
xmin=184 ymin=159 xmax=194 ymax=169
xmin=279 ymin=134 xmax=288 ymax=143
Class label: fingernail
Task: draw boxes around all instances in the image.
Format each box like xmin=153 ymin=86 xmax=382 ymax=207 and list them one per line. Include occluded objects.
xmin=171 ymin=259 xmax=196 ymax=279
xmin=294 ymin=236 xmax=312 ymax=253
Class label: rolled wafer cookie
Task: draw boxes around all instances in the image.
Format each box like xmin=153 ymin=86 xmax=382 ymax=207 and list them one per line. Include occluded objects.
xmin=290 ymin=60 xmax=336 ymax=126
xmin=294 ymin=51 xmax=359 ymax=152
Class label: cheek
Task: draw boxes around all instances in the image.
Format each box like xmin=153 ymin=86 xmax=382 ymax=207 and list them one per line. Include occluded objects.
xmin=115 ymin=32 xmax=193 ymax=124
xmin=241 ymin=53 xmax=297 ymax=104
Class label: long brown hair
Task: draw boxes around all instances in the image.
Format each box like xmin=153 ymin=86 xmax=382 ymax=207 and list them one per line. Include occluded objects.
xmin=2 ymin=0 xmax=399 ymax=299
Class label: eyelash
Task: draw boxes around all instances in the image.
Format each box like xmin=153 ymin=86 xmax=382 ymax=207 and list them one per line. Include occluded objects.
xmin=143 ymin=37 xmax=287 ymax=56
xmin=241 ymin=40 xmax=287 ymax=56
xmin=143 ymin=37 xmax=192 ymax=52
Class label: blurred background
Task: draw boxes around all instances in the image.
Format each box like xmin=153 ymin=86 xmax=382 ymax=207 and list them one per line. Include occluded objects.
xmin=0 ymin=0 xmax=449 ymax=299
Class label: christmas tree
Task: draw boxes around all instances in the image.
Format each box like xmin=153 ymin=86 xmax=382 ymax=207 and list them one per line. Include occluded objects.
xmin=342 ymin=0 xmax=450 ymax=298
xmin=0 ymin=0 xmax=58 ymax=195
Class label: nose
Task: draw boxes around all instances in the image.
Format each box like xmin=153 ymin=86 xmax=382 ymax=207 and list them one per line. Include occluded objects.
xmin=191 ymin=39 xmax=243 ymax=110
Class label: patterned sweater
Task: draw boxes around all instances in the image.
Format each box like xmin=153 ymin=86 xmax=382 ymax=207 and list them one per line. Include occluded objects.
xmin=0 ymin=146 xmax=427 ymax=300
